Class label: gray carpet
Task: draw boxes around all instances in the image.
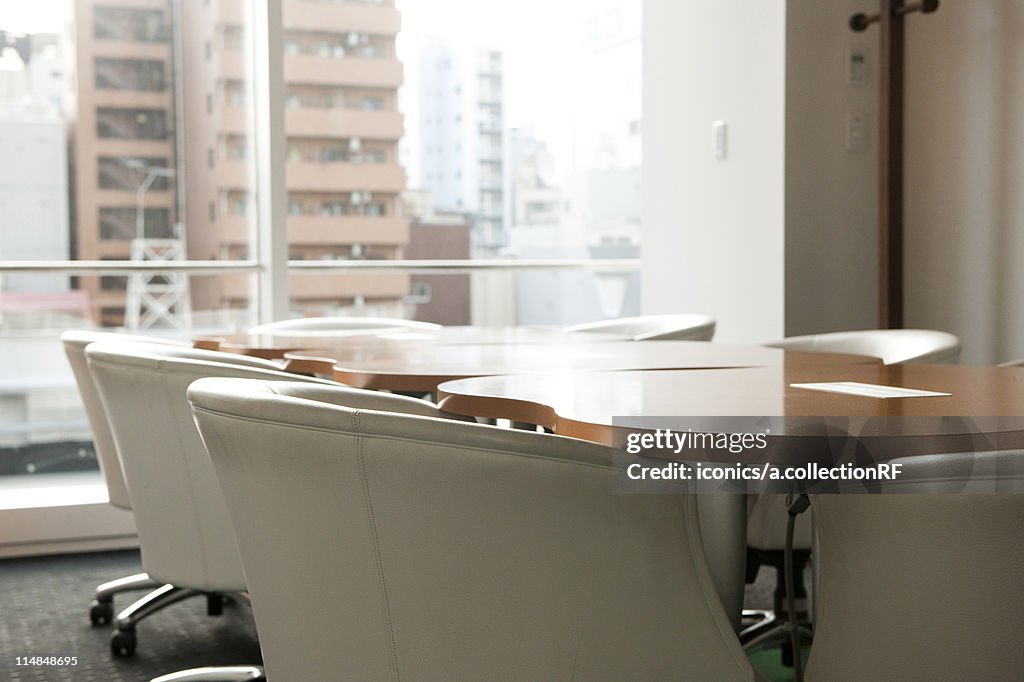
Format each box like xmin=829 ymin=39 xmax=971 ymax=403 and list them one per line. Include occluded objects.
xmin=0 ymin=548 xmax=800 ymax=682
xmin=0 ymin=550 xmax=261 ymax=682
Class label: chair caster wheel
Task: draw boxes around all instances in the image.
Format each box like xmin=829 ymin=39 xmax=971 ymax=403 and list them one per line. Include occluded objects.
xmin=111 ymin=630 xmax=137 ymax=657
xmin=89 ymin=599 xmax=114 ymax=626
xmin=207 ymin=592 xmax=225 ymax=616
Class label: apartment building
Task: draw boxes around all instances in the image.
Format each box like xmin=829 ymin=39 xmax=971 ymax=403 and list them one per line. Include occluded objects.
xmin=67 ymin=0 xmax=410 ymax=325
xmin=66 ymin=0 xmax=179 ymax=326
xmin=407 ymin=41 xmax=508 ymax=251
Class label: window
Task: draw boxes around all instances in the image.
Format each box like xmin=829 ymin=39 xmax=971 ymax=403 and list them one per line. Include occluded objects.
xmin=93 ymin=6 xmax=170 ymax=43
xmin=96 ymin=108 xmax=168 ymax=140
xmin=0 ymin=0 xmax=259 ymax=535
xmin=94 ymin=58 xmax=165 ymax=91
xmin=98 ymin=157 xmax=171 ymax=191
xmin=99 ymin=207 xmax=172 ymax=240
xmin=321 ymin=201 xmax=348 ymax=216
xmin=320 ymin=147 xmax=348 ymax=162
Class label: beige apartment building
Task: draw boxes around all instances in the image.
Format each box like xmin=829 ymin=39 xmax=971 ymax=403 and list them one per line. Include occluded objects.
xmin=67 ymin=0 xmax=409 ymax=326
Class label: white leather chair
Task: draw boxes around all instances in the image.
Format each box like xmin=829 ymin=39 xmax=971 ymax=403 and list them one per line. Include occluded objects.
xmin=248 ymin=316 xmax=441 ymax=335
xmin=744 ymin=329 xmax=963 ymax=650
xmin=764 ymin=328 xmax=961 ymax=365
xmin=62 ymin=330 xmax=186 ymax=625
xmin=806 ymin=450 xmax=1024 ymax=680
xmin=564 ymin=313 xmax=716 ymax=341
xmin=187 ymin=378 xmax=758 ymax=681
xmin=87 ymin=342 xmax=472 ymax=678
xmin=84 ymin=342 xmax=329 ymax=662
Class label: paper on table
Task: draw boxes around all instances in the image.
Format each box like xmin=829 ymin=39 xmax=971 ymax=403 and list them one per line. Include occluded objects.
xmin=790 ymin=381 xmax=951 ymax=399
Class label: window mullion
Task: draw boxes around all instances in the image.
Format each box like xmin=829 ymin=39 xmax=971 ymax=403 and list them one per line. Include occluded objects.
xmin=249 ymin=0 xmax=288 ymax=324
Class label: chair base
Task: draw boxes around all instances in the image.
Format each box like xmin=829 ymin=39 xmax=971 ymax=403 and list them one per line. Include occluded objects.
xmin=90 ymin=572 xmax=162 ymax=625
xmin=742 ymin=547 xmax=813 ymax=667
xmin=112 ymin=586 xmax=241 ymax=657
xmin=112 ymin=585 xmax=203 ymax=657
xmin=150 ymin=665 xmax=265 ymax=682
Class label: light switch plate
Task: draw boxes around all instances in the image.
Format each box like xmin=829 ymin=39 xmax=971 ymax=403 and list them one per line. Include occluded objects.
xmin=712 ymin=120 xmax=727 ymax=160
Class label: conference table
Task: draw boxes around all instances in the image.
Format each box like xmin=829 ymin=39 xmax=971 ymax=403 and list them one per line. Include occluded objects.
xmin=193 ymin=326 xmax=628 ymax=359
xmin=193 ymin=327 xmax=1024 ymax=463
xmin=436 ymin=363 xmax=1024 ymax=466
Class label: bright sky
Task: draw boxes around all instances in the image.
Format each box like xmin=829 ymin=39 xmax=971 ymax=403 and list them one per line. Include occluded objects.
xmin=0 ymin=0 xmax=605 ymax=169
xmin=396 ymin=0 xmax=589 ymax=171
xmin=0 ymin=0 xmax=64 ymax=34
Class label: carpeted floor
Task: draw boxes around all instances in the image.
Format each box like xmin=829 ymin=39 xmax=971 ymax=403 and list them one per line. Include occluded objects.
xmin=0 ymin=550 xmax=261 ymax=682
xmin=1 ymin=549 xmax=804 ymax=682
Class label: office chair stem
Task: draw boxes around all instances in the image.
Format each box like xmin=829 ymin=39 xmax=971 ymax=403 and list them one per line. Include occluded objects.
xmin=785 ymin=493 xmax=810 ymax=682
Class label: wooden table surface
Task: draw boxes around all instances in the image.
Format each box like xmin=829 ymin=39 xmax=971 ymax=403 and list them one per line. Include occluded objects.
xmin=281 ymin=342 xmax=881 ymax=392
xmin=193 ymin=326 xmax=626 ymax=359
xmin=436 ymin=364 xmax=1024 ymax=459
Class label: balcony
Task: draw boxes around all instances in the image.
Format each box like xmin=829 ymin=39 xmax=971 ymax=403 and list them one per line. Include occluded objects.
xmin=283 ymin=2 xmax=401 ymax=35
xmin=285 ymin=107 xmax=403 ymax=139
xmin=221 ymin=105 xmax=402 ymax=138
xmin=218 ymin=215 xmax=408 ymax=246
xmin=215 ymin=160 xmax=403 ymax=191
xmin=93 ymin=189 xmax=174 ymax=208
xmin=217 ymin=50 xmax=247 ymax=81
xmin=288 ymin=215 xmax=408 ymax=245
xmin=287 ymin=162 xmax=405 ymax=192
xmin=94 ymin=138 xmax=175 ymax=158
xmin=220 ymin=271 xmax=410 ymax=301
xmin=91 ymin=90 xmax=172 ymax=110
xmin=89 ymin=41 xmax=170 ymax=61
xmin=284 ymin=55 xmax=402 ymax=88
xmin=289 ymin=272 xmax=409 ymax=300
xmin=216 ymin=0 xmax=246 ymax=24
xmin=221 ymin=105 xmax=248 ymax=134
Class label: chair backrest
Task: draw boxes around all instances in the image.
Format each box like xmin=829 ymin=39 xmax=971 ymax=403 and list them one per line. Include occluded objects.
xmin=248 ymin=316 xmax=441 ymax=335
xmin=61 ymin=330 xmax=187 ymax=509
xmin=564 ymin=314 xmax=716 ymax=341
xmin=86 ymin=342 xmax=459 ymax=591
xmin=807 ymin=451 xmax=1024 ymax=679
xmin=188 ymin=378 xmax=755 ymax=681
xmin=765 ymin=328 xmax=961 ymax=364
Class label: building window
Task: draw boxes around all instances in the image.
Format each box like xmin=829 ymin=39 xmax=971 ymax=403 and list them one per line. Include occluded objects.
xmin=94 ymin=58 xmax=166 ymax=91
xmin=98 ymin=157 xmax=170 ymax=190
xmin=93 ymin=7 xmax=170 ymax=43
xmin=96 ymin=108 xmax=168 ymax=140
xmin=321 ymin=202 xmax=348 ymax=216
xmin=320 ymin=147 xmax=348 ymax=162
xmin=100 ymin=276 xmax=129 ymax=291
xmin=99 ymin=207 xmax=172 ymax=240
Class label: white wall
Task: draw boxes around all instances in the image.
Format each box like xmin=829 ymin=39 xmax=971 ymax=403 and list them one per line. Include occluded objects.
xmin=904 ymin=0 xmax=1024 ymax=364
xmin=642 ymin=0 xmax=787 ymax=343
xmin=645 ymin=0 xmax=1022 ymax=359
xmin=785 ymin=0 xmax=878 ymax=336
